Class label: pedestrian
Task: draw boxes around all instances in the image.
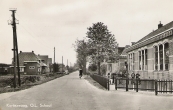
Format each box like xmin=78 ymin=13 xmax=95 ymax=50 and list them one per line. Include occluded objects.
xmin=136 ymin=73 xmax=141 ymax=84
xmin=79 ymin=69 xmax=83 ymax=79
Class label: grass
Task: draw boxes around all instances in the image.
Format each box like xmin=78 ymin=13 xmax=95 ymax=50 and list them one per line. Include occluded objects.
xmin=0 ymin=73 xmax=65 ymax=94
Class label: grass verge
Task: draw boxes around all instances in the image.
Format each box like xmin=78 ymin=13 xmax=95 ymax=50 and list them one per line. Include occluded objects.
xmin=0 ymin=73 xmax=65 ymax=94
xmin=84 ymin=75 xmax=106 ymax=90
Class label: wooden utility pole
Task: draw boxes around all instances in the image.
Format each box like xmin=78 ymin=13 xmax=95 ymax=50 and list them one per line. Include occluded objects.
xmin=54 ymin=47 xmax=55 ymax=63
xmin=62 ymin=56 xmax=63 ymax=72
xmin=67 ymin=59 xmax=68 ymax=66
xmin=9 ymin=9 xmax=21 ymax=87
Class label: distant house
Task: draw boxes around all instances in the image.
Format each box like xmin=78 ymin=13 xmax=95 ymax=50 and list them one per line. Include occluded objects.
xmin=48 ymin=58 xmax=53 ymax=72
xmin=106 ymin=46 xmax=129 ymax=75
xmin=38 ymin=55 xmax=52 ymax=73
xmin=0 ymin=63 xmax=11 ymax=75
xmin=10 ymin=51 xmax=49 ymax=75
xmin=58 ymin=64 xmax=65 ymax=72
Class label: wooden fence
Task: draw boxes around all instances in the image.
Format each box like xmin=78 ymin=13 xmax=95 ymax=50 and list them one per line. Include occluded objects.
xmin=90 ymin=74 xmax=109 ymax=90
xmin=115 ymin=78 xmax=173 ymax=95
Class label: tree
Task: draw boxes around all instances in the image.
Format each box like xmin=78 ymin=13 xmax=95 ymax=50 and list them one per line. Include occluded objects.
xmin=86 ymin=22 xmax=118 ymax=74
xmin=53 ymin=63 xmax=59 ymax=73
xmin=73 ymin=39 xmax=89 ymax=75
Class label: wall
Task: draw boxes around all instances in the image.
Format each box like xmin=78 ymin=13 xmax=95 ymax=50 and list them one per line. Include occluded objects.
xmin=128 ymin=36 xmax=173 ymax=80
xmin=24 ymin=62 xmax=39 ymax=75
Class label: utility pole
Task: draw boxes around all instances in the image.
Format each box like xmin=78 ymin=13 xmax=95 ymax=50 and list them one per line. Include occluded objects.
xmin=54 ymin=47 xmax=55 ymax=63
xmin=9 ymin=9 xmax=21 ymax=87
xmin=53 ymin=47 xmax=55 ymax=73
xmin=67 ymin=59 xmax=68 ymax=66
xmin=62 ymin=56 xmax=63 ymax=72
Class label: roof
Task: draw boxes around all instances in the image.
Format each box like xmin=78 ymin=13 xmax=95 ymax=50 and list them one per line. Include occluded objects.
xmin=40 ymin=62 xmax=47 ymax=67
xmin=136 ymin=21 xmax=173 ymax=44
xmin=18 ymin=52 xmax=39 ymax=66
xmin=121 ymin=45 xmax=130 ymax=56
xmin=127 ymin=21 xmax=173 ymax=52
xmin=38 ymin=55 xmax=48 ymax=63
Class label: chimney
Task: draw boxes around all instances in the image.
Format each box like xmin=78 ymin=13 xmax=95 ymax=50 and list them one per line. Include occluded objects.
xmin=158 ymin=21 xmax=163 ymax=29
xmin=131 ymin=42 xmax=136 ymax=45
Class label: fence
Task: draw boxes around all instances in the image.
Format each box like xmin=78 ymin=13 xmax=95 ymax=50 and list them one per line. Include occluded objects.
xmin=115 ymin=78 xmax=173 ymax=95
xmin=90 ymin=74 xmax=109 ymax=90
xmin=155 ymin=80 xmax=173 ymax=95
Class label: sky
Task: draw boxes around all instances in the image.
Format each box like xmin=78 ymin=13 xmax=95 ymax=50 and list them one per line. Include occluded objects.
xmin=0 ymin=0 xmax=173 ymax=65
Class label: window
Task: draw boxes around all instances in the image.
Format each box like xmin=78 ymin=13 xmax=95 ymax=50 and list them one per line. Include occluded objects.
xmin=159 ymin=45 xmax=163 ymax=70
xmin=128 ymin=53 xmax=135 ymax=70
xmin=155 ymin=46 xmax=158 ymax=70
xmin=139 ymin=51 xmax=141 ymax=70
xmin=142 ymin=50 xmax=144 ymax=70
xmin=154 ymin=42 xmax=169 ymax=71
xmin=145 ymin=49 xmax=148 ymax=65
xmin=164 ymin=43 xmax=169 ymax=70
xmin=29 ymin=66 xmax=35 ymax=69
xmin=138 ymin=49 xmax=148 ymax=70
xmin=20 ymin=67 xmax=24 ymax=72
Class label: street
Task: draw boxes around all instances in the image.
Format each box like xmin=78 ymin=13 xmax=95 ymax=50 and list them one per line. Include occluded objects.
xmin=0 ymin=71 xmax=173 ymax=110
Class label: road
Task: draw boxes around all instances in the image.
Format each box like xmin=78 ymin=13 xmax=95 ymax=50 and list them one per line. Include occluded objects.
xmin=0 ymin=71 xmax=173 ymax=110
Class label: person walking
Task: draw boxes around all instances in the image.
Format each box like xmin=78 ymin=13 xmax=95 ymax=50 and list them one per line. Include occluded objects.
xmin=79 ymin=69 xmax=83 ymax=79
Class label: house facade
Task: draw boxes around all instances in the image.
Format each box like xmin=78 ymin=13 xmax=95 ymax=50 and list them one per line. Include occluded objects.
xmin=106 ymin=46 xmax=129 ymax=75
xmin=126 ymin=21 xmax=173 ymax=80
xmin=38 ymin=55 xmax=52 ymax=73
xmin=10 ymin=51 xmax=49 ymax=75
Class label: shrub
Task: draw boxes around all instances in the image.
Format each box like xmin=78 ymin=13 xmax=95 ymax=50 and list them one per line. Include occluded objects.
xmin=88 ymin=64 xmax=97 ymax=71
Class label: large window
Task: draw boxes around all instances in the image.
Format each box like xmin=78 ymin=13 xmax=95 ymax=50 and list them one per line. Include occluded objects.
xmin=154 ymin=42 xmax=169 ymax=71
xmin=145 ymin=49 xmax=148 ymax=65
xmin=128 ymin=53 xmax=134 ymax=70
xmin=155 ymin=46 xmax=158 ymax=70
xmin=165 ymin=43 xmax=169 ymax=70
xmin=138 ymin=49 xmax=148 ymax=70
xmin=139 ymin=51 xmax=141 ymax=70
xmin=159 ymin=45 xmax=163 ymax=70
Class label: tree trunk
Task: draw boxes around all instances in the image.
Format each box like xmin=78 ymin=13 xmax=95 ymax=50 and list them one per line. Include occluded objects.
xmin=83 ymin=58 xmax=87 ymax=75
xmin=98 ymin=61 xmax=100 ymax=75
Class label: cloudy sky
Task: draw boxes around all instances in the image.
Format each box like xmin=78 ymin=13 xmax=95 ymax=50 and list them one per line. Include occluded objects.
xmin=0 ymin=0 xmax=173 ymax=65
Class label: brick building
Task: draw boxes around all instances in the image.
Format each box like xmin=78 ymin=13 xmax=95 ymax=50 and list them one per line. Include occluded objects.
xmin=10 ymin=51 xmax=52 ymax=75
xmin=126 ymin=21 xmax=173 ymax=80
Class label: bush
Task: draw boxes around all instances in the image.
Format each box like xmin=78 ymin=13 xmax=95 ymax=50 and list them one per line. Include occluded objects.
xmin=88 ymin=64 xmax=97 ymax=71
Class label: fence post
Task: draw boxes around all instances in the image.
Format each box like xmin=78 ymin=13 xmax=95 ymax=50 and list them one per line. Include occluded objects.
xmin=136 ymin=79 xmax=138 ymax=92
xmin=155 ymin=80 xmax=158 ymax=95
xmin=107 ymin=79 xmax=109 ymax=91
xmin=126 ymin=78 xmax=128 ymax=91
xmin=115 ymin=78 xmax=117 ymax=90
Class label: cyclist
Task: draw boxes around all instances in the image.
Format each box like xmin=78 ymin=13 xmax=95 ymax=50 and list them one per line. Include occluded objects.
xmin=79 ymin=69 xmax=83 ymax=79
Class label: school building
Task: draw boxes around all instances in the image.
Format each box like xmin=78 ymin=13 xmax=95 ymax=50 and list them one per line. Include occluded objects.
xmin=126 ymin=21 xmax=173 ymax=80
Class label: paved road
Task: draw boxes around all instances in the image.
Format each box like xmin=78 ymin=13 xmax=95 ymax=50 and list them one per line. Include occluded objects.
xmin=0 ymin=71 xmax=173 ymax=110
